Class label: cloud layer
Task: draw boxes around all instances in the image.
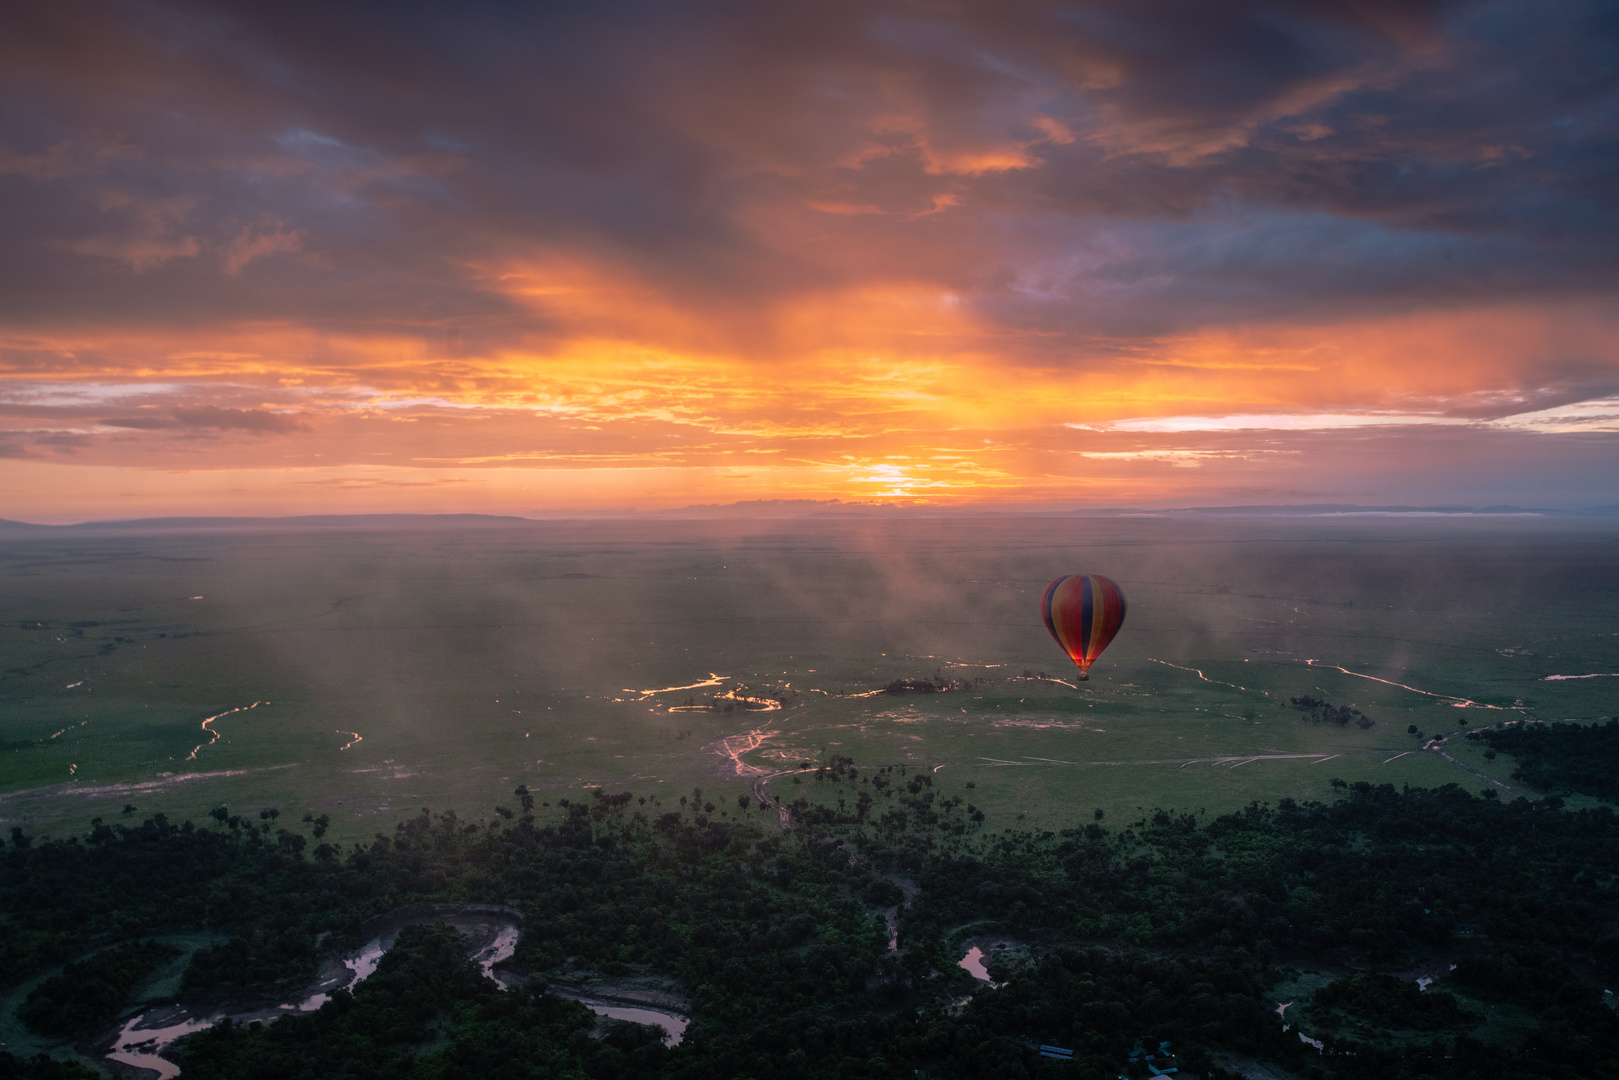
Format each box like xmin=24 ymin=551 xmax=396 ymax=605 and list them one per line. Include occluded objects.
xmin=2 ymin=0 xmax=1616 ymax=516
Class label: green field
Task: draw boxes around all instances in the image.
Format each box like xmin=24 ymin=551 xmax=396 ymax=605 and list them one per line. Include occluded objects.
xmin=3 ymin=515 xmax=1617 ymax=842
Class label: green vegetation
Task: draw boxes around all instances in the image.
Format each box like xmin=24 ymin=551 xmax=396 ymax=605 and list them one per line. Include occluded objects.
xmin=0 ymin=1053 xmax=98 ymax=1079
xmin=0 ymin=812 xmax=339 ymax=994
xmin=4 ymin=518 xmax=1618 ymax=844
xmin=178 ymin=924 xmax=616 ymax=1080
xmin=1473 ymin=720 xmax=1619 ymax=801
xmin=1306 ymin=972 xmax=1476 ymax=1033
xmin=1290 ymin=696 xmax=1375 ymax=729
xmin=18 ymin=939 xmax=179 ymax=1037
xmin=3 ymin=773 xmax=1617 ymax=1078
xmin=4 ymin=520 xmax=1619 ymax=1075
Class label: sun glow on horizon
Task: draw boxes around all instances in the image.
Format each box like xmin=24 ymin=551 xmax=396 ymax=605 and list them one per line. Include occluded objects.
xmin=4 ymin=295 xmax=1619 ymax=519
xmin=3 ymin=3 xmax=1616 ymax=519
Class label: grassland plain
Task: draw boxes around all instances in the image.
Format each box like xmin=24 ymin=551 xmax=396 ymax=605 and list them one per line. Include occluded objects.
xmin=2 ymin=514 xmax=1616 ymax=843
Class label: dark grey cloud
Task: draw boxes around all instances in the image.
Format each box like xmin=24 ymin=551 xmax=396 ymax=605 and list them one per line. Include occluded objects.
xmin=0 ymin=0 xmax=1615 ymax=346
xmin=0 ymin=428 xmax=93 ymax=456
xmin=99 ymin=406 xmax=308 ymax=432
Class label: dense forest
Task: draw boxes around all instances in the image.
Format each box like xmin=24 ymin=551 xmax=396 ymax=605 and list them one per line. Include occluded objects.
xmin=1473 ymin=720 xmax=1619 ymax=802
xmin=17 ymin=940 xmax=179 ymax=1039
xmin=3 ymin=764 xmax=1617 ymax=1080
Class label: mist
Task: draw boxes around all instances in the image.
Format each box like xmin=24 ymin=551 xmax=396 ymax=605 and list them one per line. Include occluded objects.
xmin=4 ymin=512 xmax=1615 ymax=838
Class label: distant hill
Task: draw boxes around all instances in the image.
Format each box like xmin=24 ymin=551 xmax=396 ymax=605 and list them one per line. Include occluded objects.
xmin=652 ymin=501 xmax=1599 ymax=519
xmin=2 ymin=504 xmax=1615 ymax=531
xmin=0 ymin=513 xmax=537 ymax=532
xmin=1134 ymin=503 xmax=1571 ymax=517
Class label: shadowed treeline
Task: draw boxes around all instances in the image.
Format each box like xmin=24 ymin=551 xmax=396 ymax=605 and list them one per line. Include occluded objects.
xmin=3 ymin=771 xmax=1617 ymax=1079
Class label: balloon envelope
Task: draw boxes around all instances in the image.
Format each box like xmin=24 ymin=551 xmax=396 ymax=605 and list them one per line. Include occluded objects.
xmin=1041 ymin=574 xmax=1127 ymax=677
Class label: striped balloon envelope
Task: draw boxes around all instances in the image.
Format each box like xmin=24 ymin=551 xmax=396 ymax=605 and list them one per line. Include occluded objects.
xmin=1041 ymin=574 xmax=1127 ymax=680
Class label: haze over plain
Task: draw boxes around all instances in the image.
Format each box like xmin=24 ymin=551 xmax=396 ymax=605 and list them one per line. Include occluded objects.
xmin=5 ymin=10 xmax=1619 ymax=1074
xmin=4 ymin=516 xmax=1615 ymax=840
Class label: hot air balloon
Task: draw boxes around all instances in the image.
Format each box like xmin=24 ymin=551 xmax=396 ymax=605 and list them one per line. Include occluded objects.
xmin=1041 ymin=574 xmax=1127 ymax=680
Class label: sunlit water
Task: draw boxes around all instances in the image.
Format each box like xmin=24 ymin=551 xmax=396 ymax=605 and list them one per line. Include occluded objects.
xmin=107 ymin=1009 xmax=219 ymax=1080
xmin=107 ymin=910 xmax=523 ymax=1077
xmin=957 ymin=947 xmax=1003 ymax=988
xmin=474 ymin=924 xmax=522 ymax=984
xmin=557 ymin=995 xmax=690 ymax=1046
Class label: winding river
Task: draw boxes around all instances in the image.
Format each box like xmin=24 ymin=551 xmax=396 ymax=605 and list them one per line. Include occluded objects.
xmin=100 ymin=904 xmax=686 ymax=1078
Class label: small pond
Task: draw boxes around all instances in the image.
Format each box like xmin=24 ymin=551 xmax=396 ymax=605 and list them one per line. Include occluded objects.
xmin=957 ymin=946 xmax=1005 ymax=988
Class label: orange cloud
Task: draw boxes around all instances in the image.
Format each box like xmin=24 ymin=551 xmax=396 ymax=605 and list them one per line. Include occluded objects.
xmin=3 ymin=0 xmax=1617 ymax=518
xmin=3 ymin=287 xmax=1616 ymax=520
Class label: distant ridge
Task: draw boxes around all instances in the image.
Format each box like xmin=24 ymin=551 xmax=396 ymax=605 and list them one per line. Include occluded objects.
xmin=1122 ymin=504 xmax=1615 ymax=518
xmin=1114 ymin=503 xmax=1570 ymax=517
xmin=0 ymin=513 xmax=535 ymax=531
xmin=2 ymin=504 xmax=1616 ymax=530
xmin=651 ymin=501 xmax=1614 ymax=519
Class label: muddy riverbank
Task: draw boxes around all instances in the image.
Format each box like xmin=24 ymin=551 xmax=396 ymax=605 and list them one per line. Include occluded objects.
xmin=542 ymin=972 xmax=691 ymax=1047
xmin=87 ymin=902 xmax=525 ymax=1079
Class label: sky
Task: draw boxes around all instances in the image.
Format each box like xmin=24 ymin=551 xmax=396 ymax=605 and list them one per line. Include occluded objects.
xmin=2 ymin=0 xmax=1617 ymax=521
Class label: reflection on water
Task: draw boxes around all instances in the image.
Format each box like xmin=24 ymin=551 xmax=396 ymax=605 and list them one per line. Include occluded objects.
xmin=107 ymin=1009 xmax=218 ymax=1080
xmin=107 ymin=909 xmax=522 ymax=1077
xmin=344 ymin=936 xmax=389 ymax=984
xmin=101 ymin=912 xmax=687 ymax=1073
xmin=475 ymin=924 xmax=522 ymax=984
xmin=958 ymin=946 xmax=1003 ymax=988
xmin=626 ymin=673 xmax=730 ymax=697
xmin=566 ymin=996 xmax=689 ymax=1046
xmin=717 ymin=725 xmax=776 ymax=777
xmin=1302 ymin=658 xmax=1515 ymax=711
xmin=185 ymin=701 xmax=267 ymax=762
xmin=1150 ymin=658 xmax=1261 ymax=694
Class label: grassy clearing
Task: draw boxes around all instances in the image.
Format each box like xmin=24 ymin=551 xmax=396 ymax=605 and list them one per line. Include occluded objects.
xmin=2 ymin=517 xmax=1616 ymax=844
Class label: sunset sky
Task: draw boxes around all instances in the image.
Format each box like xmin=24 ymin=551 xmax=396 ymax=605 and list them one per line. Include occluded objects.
xmin=2 ymin=0 xmax=1616 ymax=521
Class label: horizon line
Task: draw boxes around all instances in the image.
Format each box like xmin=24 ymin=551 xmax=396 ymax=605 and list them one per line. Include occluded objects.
xmin=5 ymin=501 xmax=1619 ymax=530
